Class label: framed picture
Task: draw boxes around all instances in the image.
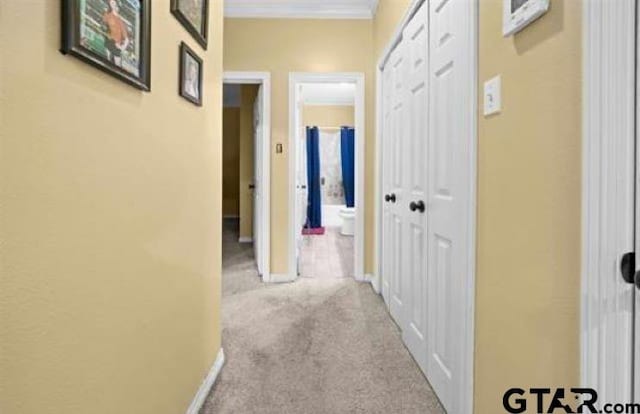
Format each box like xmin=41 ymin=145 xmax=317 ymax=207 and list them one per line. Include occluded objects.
xmin=179 ymin=42 xmax=203 ymax=106
xmin=171 ymin=0 xmax=209 ymax=50
xmin=503 ymin=0 xmax=550 ymax=37
xmin=61 ymin=0 xmax=151 ymax=91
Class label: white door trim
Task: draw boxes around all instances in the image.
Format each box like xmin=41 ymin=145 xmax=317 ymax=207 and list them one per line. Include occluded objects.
xmin=374 ymin=1 xmax=477 ymax=412
xmin=288 ymin=72 xmax=366 ymax=282
xmin=223 ymin=71 xmax=272 ymax=283
xmin=581 ymin=1 xmax=637 ymax=399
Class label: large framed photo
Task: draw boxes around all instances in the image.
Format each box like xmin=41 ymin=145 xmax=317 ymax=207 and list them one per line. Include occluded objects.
xmin=179 ymin=42 xmax=203 ymax=107
xmin=171 ymin=0 xmax=209 ymax=50
xmin=503 ymin=0 xmax=549 ymax=37
xmin=61 ymin=0 xmax=151 ymax=91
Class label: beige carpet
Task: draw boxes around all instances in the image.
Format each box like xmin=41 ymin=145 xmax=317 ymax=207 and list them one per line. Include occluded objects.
xmin=201 ymin=219 xmax=444 ymax=414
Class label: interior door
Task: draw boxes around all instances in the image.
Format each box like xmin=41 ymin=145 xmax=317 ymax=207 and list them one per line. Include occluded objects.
xmin=386 ymin=42 xmax=409 ymax=328
xmin=381 ymin=65 xmax=394 ymax=307
xmin=401 ymin=2 xmax=429 ymax=375
xmin=426 ymin=0 xmax=474 ymax=411
xmin=253 ymin=85 xmax=264 ymax=276
xmin=295 ymin=84 xmax=307 ymax=272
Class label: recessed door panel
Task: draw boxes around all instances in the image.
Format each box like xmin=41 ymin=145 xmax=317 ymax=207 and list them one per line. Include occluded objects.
xmin=387 ymin=43 xmax=409 ymax=328
xmin=401 ymin=2 xmax=430 ymax=375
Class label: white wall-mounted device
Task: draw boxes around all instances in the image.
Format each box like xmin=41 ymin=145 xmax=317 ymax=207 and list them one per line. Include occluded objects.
xmin=503 ymin=0 xmax=550 ymax=37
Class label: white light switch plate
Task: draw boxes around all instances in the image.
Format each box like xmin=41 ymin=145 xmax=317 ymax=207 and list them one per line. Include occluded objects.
xmin=483 ymin=75 xmax=501 ymax=116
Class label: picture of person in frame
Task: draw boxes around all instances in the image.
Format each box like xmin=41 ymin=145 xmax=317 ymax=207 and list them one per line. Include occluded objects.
xmin=102 ymin=0 xmax=130 ymax=68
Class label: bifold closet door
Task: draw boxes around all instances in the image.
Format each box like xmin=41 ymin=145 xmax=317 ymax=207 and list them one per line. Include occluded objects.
xmin=401 ymin=2 xmax=429 ymax=375
xmin=387 ymin=41 xmax=409 ymax=328
xmin=381 ymin=65 xmax=394 ymax=308
xmin=426 ymin=0 xmax=476 ymax=411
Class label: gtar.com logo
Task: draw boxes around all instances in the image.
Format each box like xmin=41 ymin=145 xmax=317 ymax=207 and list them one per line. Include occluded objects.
xmin=503 ymin=388 xmax=640 ymax=413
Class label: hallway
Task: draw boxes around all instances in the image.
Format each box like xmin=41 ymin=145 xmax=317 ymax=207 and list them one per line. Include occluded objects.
xmin=201 ymin=220 xmax=444 ymax=414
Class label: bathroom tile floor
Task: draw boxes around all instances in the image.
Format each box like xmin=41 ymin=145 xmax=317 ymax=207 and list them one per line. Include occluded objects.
xmin=299 ymin=227 xmax=354 ymax=279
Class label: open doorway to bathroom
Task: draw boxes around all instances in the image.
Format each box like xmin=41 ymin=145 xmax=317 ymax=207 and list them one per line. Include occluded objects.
xmin=288 ymin=73 xmax=365 ymax=282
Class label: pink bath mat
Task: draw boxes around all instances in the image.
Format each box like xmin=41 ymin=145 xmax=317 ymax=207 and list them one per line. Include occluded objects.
xmin=302 ymin=227 xmax=325 ymax=235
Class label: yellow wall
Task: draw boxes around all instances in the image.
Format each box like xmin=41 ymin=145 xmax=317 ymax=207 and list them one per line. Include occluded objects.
xmin=239 ymin=85 xmax=259 ymax=239
xmin=303 ymin=105 xmax=355 ymax=128
xmin=224 ymin=18 xmax=375 ymax=274
xmin=475 ymin=0 xmax=582 ymax=410
xmin=0 ymin=1 xmax=223 ymax=413
xmin=223 ymin=108 xmax=241 ymax=217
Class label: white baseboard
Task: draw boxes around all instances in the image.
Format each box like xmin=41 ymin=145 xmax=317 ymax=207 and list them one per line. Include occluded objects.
xmin=185 ymin=348 xmax=225 ymax=414
xmin=238 ymin=237 xmax=253 ymax=243
xmin=268 ymin=273 xmax=297 ymax=283
xmin=364 ymin=273 xmax=381 ymax=294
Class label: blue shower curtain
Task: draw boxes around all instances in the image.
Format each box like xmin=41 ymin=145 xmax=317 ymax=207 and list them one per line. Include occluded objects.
xmin=306 ymin=127 xmax=322 ymax=228
xmin=341 ymin=127 xmax=355 ymax=208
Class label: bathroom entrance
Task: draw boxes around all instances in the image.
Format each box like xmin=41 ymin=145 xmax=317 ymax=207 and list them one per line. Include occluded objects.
xmin=288 ymin=73 xmax=365 ymax=281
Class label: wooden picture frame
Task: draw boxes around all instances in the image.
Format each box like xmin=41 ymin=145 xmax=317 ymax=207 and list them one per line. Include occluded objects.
xmin=179 ymin=42 xmax=203 ymax=106
xmin=61 ymin=0 xmax=152 ymax=91
xmin=171 ymin=0 xmax=209 ymax=50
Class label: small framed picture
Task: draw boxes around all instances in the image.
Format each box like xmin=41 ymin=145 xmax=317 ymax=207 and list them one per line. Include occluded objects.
xmin=61 ymin=0 xmax=152 ymax=91
xmin=503 ymin=0 xmax=550 ymax=37
xmin=171 ymin=0 xmax=209 ymax=50
xmin=179 ymin=42 xmax=203 ymax=106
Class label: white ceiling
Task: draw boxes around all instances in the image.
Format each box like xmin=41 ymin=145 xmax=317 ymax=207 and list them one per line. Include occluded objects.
xmin=225 ymin=0 xmax=380 ymax=19
xmin=301 ymin=83 xmax=356 ymax=106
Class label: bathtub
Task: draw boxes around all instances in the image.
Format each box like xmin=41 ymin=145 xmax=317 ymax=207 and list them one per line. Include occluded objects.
xmin=322 ymin=204 xmax=344 ymax=228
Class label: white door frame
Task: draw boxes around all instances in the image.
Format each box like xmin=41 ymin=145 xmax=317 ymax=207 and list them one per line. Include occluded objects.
xmin=288 ymin=72 xmax=366 ymax=282
xmin=374 ymin=0 xmax=477 ymax=412
xmin=223 ymin=71 xmax=272 ymax=283
xmin=581 ymin=0 xmax=637 ymax=400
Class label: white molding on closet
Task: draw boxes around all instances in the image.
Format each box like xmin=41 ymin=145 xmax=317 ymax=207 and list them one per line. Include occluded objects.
xmin=581 ymin=0 xmax=636 ymax=402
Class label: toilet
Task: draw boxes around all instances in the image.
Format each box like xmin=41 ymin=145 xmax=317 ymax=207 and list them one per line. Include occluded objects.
xmin=339 ymin=207 xmax=356 ymax=236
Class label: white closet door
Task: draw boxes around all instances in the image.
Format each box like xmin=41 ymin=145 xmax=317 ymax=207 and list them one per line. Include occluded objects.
xmin=387 ymin=42 xmax=409 ymax=328
xmin=426 ymin=0 xmax=475 ymax=411
xmin=381 ymin=65 xmax=394 ymax=307
xmin=401 ymin=2 xmax=429 ymax=374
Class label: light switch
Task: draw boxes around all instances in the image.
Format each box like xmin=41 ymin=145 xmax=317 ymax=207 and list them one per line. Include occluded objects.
xmin=483 ymin=75 xmax=501 ymax=116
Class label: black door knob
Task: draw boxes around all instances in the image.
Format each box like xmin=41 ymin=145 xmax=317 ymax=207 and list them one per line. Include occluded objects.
xmin=621 ymin=252 xmax=635 ymax=284
xmin=634 ymin=271 xmax=640 ymax=290
xmin=385 ymin=194 xmax=391 ymax=202
xmin=389 ymin=193 xmax=396 ymax=203
xmin=409 ymin=200 xmax=426 ymax=213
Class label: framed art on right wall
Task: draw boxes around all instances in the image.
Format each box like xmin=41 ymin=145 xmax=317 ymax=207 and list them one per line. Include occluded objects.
xmin=503 ymin=0 xmax=550 ymax=37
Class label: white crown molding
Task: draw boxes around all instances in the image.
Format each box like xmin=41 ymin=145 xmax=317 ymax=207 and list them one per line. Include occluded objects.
xmin=225 ymin=0 xmax=379 ymax=19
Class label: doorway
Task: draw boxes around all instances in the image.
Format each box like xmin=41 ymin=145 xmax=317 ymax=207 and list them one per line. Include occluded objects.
xmin=222 ymin=72 xmax=271 ymax=282
xmin=288 ymin=73 xmax=365 ymax=282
